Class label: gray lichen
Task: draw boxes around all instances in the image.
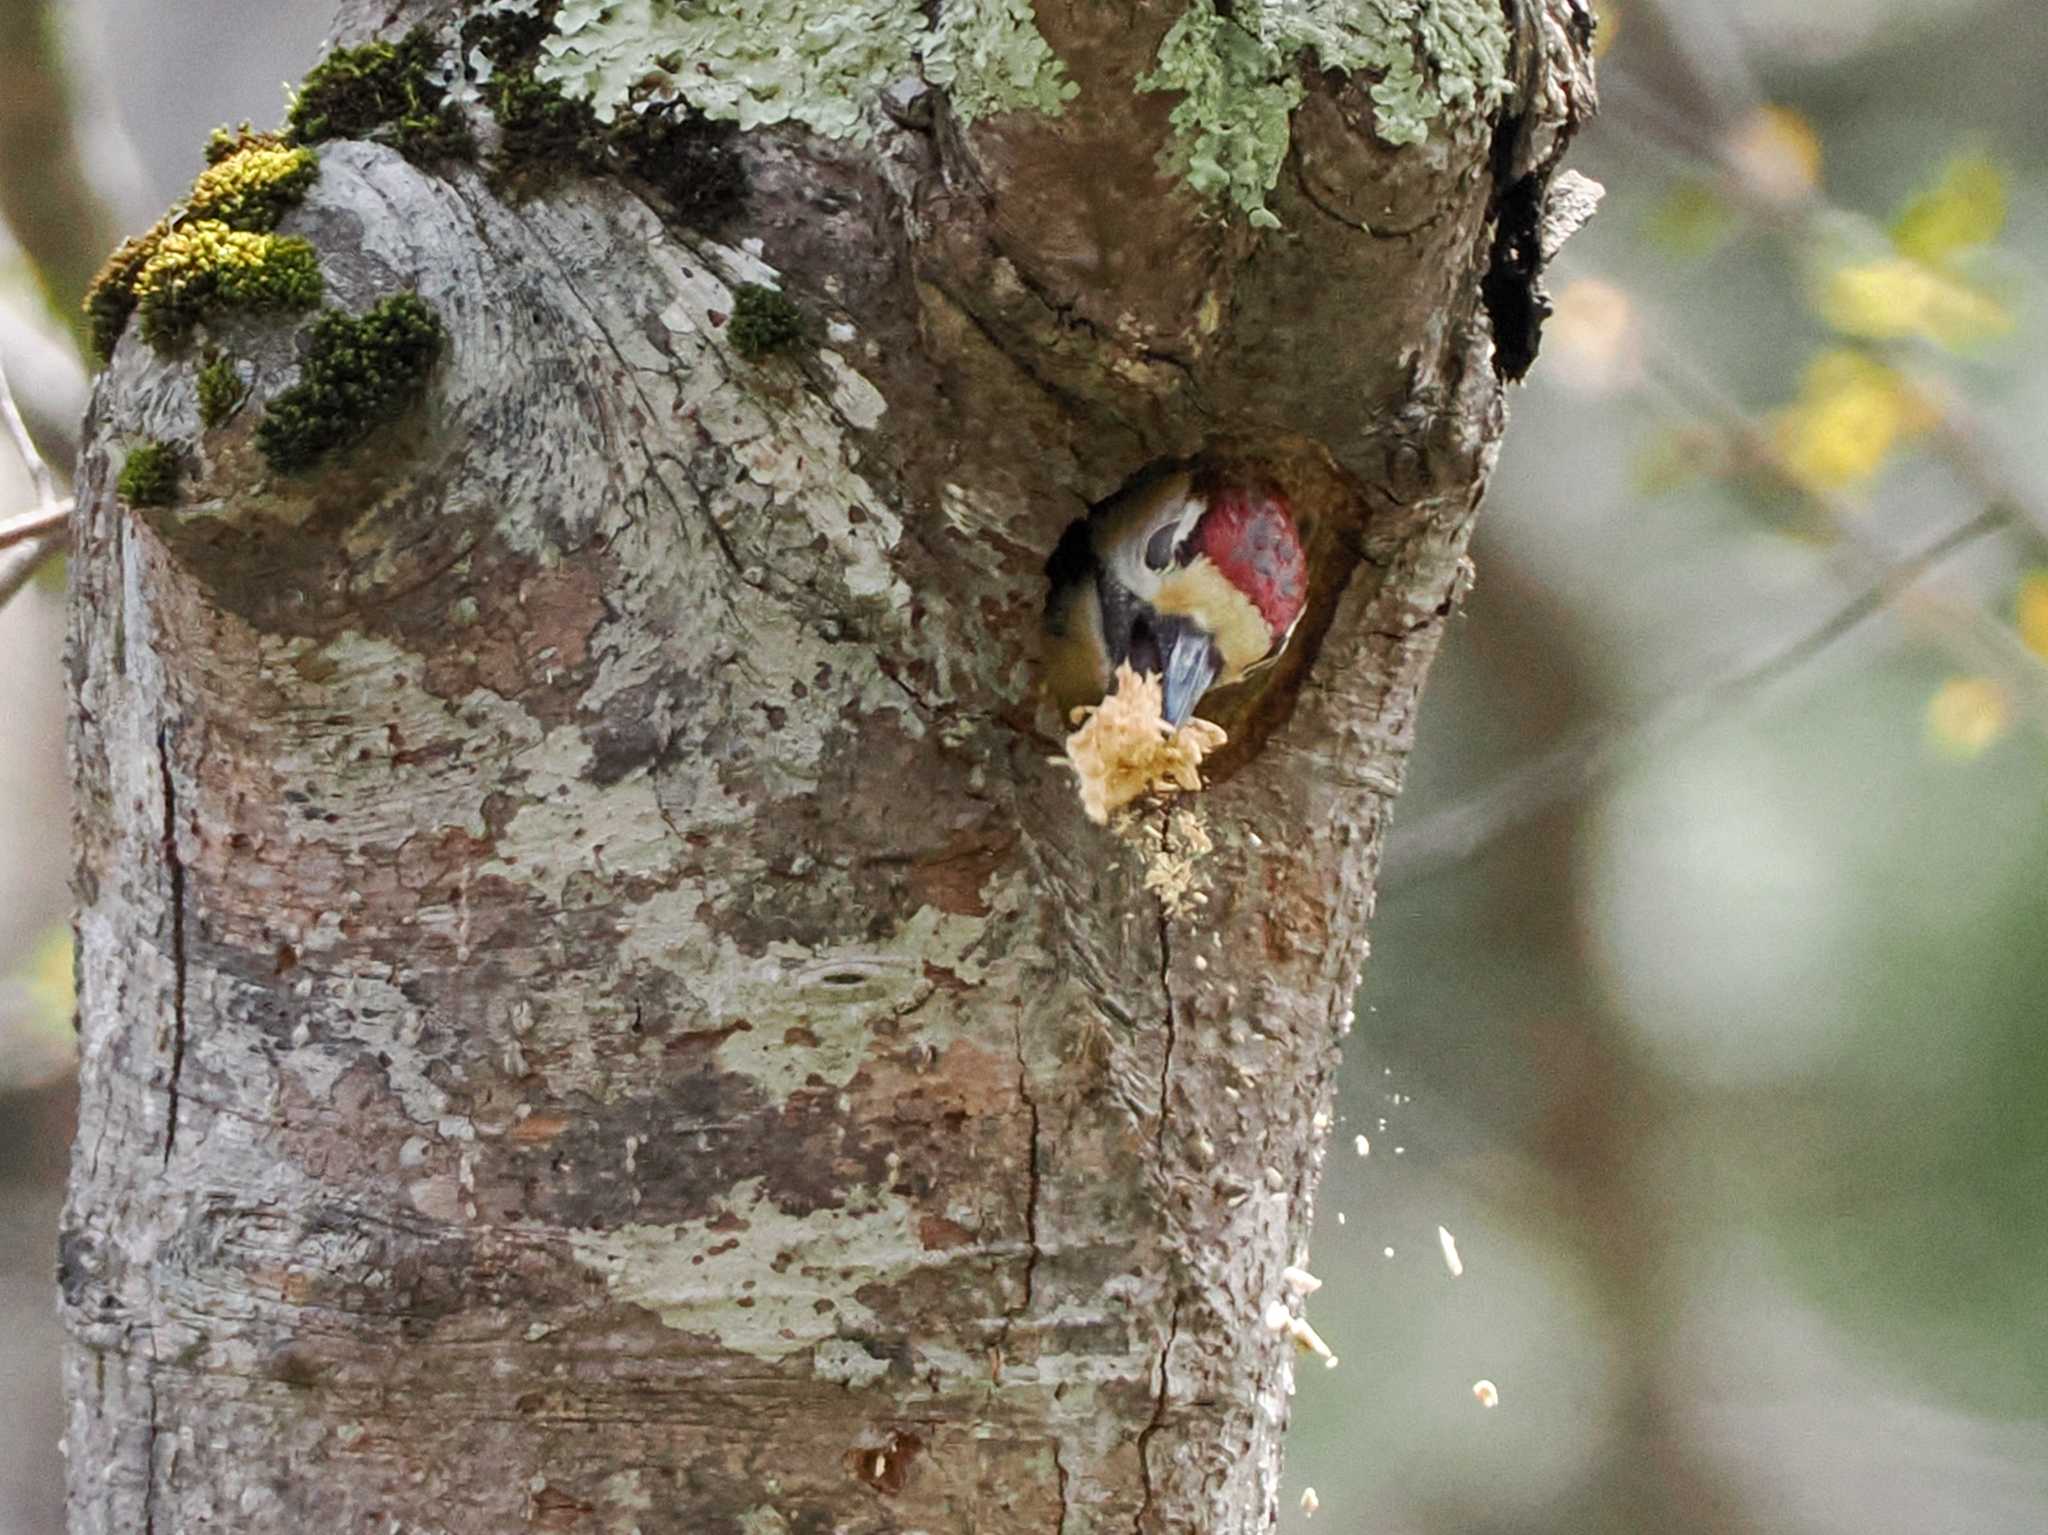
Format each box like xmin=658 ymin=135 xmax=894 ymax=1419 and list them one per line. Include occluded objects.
xmin=922 ymin=0 xmax=1078 ymax=124
xmin=1138 ymin=0 xmax=1516 ymax=226
xmin=535 ymin=0 xmax=1075 ymax=137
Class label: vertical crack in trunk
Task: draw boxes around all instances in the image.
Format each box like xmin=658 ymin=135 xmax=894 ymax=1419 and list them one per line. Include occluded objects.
xmin=1152 ymin=906 xmax=1177 ymax=1155
xmin=1011 ymin=1016 xmax=1044 ymax=1314
xmin=1051 ymin=1437 xmax=1070 ymax=1535
xmin=141 ymin=1371 xmax=160 ymax=1535
xmin=1132 ymin=1291 xmax=1183 ymax=1534
xmin=155 ymin=723 xmax=188 ymax=1167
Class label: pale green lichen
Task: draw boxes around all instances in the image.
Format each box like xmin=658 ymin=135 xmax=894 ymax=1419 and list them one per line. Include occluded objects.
xmin=536 ymin=0 xmax=1074 ymax=137
xmin=540 ymin=0 xmax=925 ymax=135
xmin=1139 ymin=0 xmax=1515 ymax=225
xmin=922 ymin=0 xmax=1078 ymax=124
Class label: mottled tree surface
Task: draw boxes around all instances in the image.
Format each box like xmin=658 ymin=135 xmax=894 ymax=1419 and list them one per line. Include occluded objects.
xmin=60 ymin=3 xmax=1593 ymax=1531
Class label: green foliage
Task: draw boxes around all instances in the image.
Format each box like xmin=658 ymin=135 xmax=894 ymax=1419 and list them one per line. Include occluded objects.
xmin=287 ymin=26 xmax=474 ymax=164
xmin=727 ymin=284 xmax=805 ymax=359
xmin=254 ymin=294 xmax=445 ymax=473
xmin=196 ymin=353 xmax=245 ymax=429
xmin=117 ymin=440 xmax=182 ymax=507
xmin=133 ymin=223 xmax=322 ymax=352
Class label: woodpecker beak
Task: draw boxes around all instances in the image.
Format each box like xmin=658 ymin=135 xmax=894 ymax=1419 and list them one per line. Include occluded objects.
xmin=1159 ymin=620 xmax=1222 ymax=728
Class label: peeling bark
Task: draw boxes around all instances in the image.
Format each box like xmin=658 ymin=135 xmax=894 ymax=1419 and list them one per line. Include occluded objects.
xmin=61 ymin=4 xmax=1594 ymax=1531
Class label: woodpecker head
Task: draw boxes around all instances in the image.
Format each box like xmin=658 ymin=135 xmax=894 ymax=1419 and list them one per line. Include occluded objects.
xmin=1045 ymin=466 xmax=1310 ymax=729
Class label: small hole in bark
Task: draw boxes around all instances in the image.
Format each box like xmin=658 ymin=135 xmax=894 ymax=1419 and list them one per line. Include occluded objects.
xmin=820 ymin=971 xmax=866 ymax=986
xmin=846 ymin=1430 xmax=922 ymax=1495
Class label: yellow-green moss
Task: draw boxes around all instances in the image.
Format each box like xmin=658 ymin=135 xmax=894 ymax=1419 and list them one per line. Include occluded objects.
xmin=116 ymin=440 xmax=181 ymax=507
xmin=133 ymin=222 xmax=323 ymax=352
xmin=728 ymin=284 xmax=805 ymax=359
xmin=85 ymin=225 xmax=167 ymax=364
xmin=196 ymin=353 xmax=246 ymax=429
xmin=255 ymin=293 xmax=445 ymax=473
xmin=83 ymin=134 xmax=323 ymax=363
xmin=187 ymin=140 xmax=319 ymax=229
xmin=287 ymin=26 xmax=474 ymax=164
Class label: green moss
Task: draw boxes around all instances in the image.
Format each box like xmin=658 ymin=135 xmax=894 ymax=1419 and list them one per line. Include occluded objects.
xmin=187 ymin=140 xmax=319 ymax=229
xmin=459 ymin=3 xmax=557 ymax=73
xmin=287 ymin=26 xmax=474 ymax=164
xmin=490 ymin=67 xmax=606 ymax=166
xmin=196 ymin=353 xmax=246 ymax=429
xmin=610 ymin=106 xmax=745 ymax=224
xmin=205 ymin=122 xmax=276 ymax=166
xmin=1138 ymin=0 xmax=1515 ymax=225
xmin=85 ymin=226 xmax=165 ymax=364
xmin=84 ymin=134 xmax=323 ymax=363
xmin=728 ymin=284 xmax=805 ymax=359
xmin=117 ymin=440 xmax=182 ymax=507
xmin=465 ymin=5 xmax=743 ymax=223
xmin=255 ymin=293 xmax=445 ymax=473
xmin=133 ymin=223 xmax=322 ymax=352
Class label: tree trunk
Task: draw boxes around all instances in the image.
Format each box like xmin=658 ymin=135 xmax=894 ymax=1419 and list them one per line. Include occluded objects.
xmin=60 ymin=3 xmax=1593 ymax=1530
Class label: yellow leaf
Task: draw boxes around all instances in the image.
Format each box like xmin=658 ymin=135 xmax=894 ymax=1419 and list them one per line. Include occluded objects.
xmin=1820 ymin=255 xmax=2013 ymax=348
xmin=1644 ymin=179 xmax=1734 ymax=260
xmin=1546 ymin=278 xmax=1640 ymax=394
xmin=2016 ymin=571 xmax=2048 ymax=660
xmin=24 ymin=926 xmax=74 ymax=1033
xmin=1593 ymin=0 xmax=1622 ymax=60
xmin=1728 ymin=105 xmax=1822 ymax=206
xmin=1892 ymin=155 xmax=2007 ymax=266
xmin=1770 ymin=349 xmax=1931 ymax=490
xmin=1926 ymin=677 xmax=2010 ymax=758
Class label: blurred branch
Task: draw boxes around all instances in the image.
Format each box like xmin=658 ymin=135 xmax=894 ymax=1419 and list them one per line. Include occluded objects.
xmin=0 ymin=348 xmax=67 ymax=608
xmin=0 ymin=502 xmax=72 ymax=550
xmin=0 ymin=347 xmax=60 ymax=513
xmin=0 ymin=0 xmax=122 ymax=341
xmin=1385 ymin=499 xmax=2014 ymax=885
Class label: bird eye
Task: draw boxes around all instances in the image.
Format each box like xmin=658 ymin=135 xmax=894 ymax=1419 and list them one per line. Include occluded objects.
xmin=1143 ymin=522 xmax=1180 ymax=571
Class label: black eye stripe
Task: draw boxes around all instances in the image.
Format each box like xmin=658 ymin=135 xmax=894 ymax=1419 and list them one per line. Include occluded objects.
xmin=1143 ymin=521 xmax=1180 ymax=571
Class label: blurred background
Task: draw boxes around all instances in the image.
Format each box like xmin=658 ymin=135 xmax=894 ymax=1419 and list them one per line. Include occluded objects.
xmin=4 ymin=1 xmax=2047 ymax=1531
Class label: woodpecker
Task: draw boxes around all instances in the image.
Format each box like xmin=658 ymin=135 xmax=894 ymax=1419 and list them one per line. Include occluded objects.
xmin=1044 ymin=463 xmax=1310 ymax=729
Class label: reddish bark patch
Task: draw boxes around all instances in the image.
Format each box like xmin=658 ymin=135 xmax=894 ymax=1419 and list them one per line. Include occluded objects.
xmin=906 ymin=820 xmax=1017 ymax=918
xmin=918 ymin=1215 xmax=977 ymax=1251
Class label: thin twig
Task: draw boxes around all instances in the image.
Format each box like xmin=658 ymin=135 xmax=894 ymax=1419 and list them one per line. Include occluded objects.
xmin=0 ymin=348 xmax=60 ymax=513
xmin=0 ymin=499 xmax=72 ymax=549
xmin=0 ymin=531 xmax=61 ymax=611
xmin=0 ymin=350 xmax=70 ymax=609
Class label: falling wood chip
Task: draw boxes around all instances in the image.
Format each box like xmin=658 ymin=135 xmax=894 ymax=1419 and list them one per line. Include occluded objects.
xmin=1438 ymin=1225 xmax=1463 ymax=1277
xmin=1063 ymin=663 xmax=1226 ymax=824
xmin=1473 ymin=1379 xmax=1500 ymax=1408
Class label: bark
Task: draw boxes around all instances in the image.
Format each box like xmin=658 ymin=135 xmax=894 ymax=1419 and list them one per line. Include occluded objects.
xmin=60 ymin=4 xmax=1593 ymax=1532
